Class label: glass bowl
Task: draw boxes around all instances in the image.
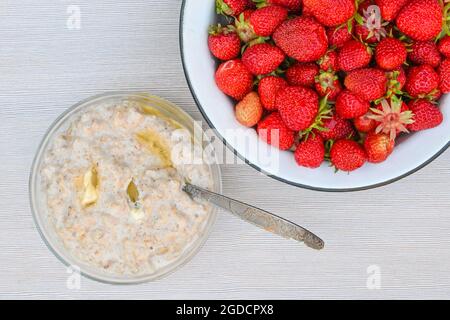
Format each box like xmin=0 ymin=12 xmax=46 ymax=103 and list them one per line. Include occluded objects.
xmin=29 ymin=92 xmax=222 ymax=284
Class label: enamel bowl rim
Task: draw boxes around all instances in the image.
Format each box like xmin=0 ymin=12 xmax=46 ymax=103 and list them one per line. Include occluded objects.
xmin=179 ymin=0 xmax=450 ymax=193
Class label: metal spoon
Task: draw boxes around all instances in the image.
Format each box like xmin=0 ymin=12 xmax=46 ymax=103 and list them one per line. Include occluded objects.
xmin=183 ymin=183 xmax=325 ymax=251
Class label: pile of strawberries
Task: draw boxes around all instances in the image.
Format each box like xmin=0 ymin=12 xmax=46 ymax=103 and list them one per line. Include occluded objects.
xmin=209 ymin=0 xmax=449 ymax=171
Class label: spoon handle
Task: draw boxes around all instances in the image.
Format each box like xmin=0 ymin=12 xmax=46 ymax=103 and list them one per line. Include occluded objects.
xmin=183 ymin=183 xmax=324 ymax=250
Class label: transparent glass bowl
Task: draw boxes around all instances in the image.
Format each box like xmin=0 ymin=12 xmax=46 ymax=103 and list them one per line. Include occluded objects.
xmin=29 ymin=92 xmax=222 ymax=284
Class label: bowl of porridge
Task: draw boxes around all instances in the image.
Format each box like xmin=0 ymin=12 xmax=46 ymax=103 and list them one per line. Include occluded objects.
xmin=29 ymin=92 xmax=222 ymax=284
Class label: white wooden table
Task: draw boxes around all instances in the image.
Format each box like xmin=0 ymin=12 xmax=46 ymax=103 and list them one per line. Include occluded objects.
xmin=1 ymin=0 xmax=450 ymax=300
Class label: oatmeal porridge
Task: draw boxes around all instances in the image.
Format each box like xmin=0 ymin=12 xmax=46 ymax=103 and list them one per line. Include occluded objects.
xmin=39 ymin=100 xmax=213 ymax=276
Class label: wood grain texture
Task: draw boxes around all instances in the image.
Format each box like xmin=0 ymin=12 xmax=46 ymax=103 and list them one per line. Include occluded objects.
xmin=0 ymin=0 xmax=449 ymax=300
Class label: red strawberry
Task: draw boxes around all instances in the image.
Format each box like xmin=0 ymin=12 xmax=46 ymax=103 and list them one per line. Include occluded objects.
xmin=438 ymin=36 xmax=450 ymax=58
xmin=364 ymin=132 xmax=395 ymax=163
xmin=235 ymin=92 xmax=263 ymax=127
xmin=407 ymin=99 xmax=443 ymax=131
xmin=375 ymin=38 xmax=407 ymax=71
xmin=250 ymin=5 xmax=288 ymax=36
xmin=338 ymin=40 xmax=372 ymax=72
xmin=273 ymin=16 xmax=328 ymax=62
xmin=241 ymin=8 xmax=255 ymax=20
xmin=276 ymin=86 xmax=319 ymax=131
xmin=256 ymin=0 xmax=302 ymax=11
xmin=354 ymin=113 xmax=377 ymax=133
xmin=396 ymin=0 xmax=443 ymax=41
xmin=303 ymin=0 xmax=356 ymax=27
xmin=302 ymin=2 xmax=314 ymax=16
xmin=285 ymin=63 xmax=319 ymax=87
xmin=215 ymin=59 xmax=254 ymax=100
xmin=294 ymin=135 xmax=325 ymax=168
xmin=336 ymin=90 xmax=370 ymax=119
xmin=318 ymin=50 xmax=339 ymax=72
xmin=258 ymin=76 xmax=288 ymax=110
xmin=317 ymin=114 xmax=355 ymax=140
xmin=367 ymin=97 xmax=413 ymax=140
xmin=374 ymin=0 xmax=410 ymax=21
xmin=405 ymin=64 xmax=440 ymax=98
xmin=330 ymin=139 xmax=367 ymax=172
xmin=409 ymin=41 xmax=441 ymax=68
xmin=438 ymin=59 xmax=450 ymax=93
xmin=242 ymin=43 xmax=285 ymax=75
xmin=327 ymin=25 xmax=353 ymax=48
xmin=236 ymin=5 xmax=288 ymax=41
xmin=314 ymin=71 xmax=343 ymax=101
xmin=208 ymin=25 xmax=241 ymax=61
xmin=386 ymin=67 xmax=406 ymax=98
xmin=344 ymin=68 xmax=387 ymax=101
xmin=216 ymin=0 xmax=249 ymax=16
xmin=257 ymin=112 xmax=295 ymax=150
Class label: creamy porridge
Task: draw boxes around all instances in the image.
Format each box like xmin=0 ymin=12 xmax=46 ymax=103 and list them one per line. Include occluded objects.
xmin=39 ymin=100 xmax=213 ymax=276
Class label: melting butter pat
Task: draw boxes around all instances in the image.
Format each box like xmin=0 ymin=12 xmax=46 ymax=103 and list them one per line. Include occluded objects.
xmin=127 ymin=180 xmax=145 ymax=221
xmin=81 ymin=167 xmax=99 ymax=207
xmin=140 ymin=104 xmax=184 ymax=130
xmin=135 ymin=129 xmax=172 ymax=168
xmin=130 ymin=205 xmax=145 ymax=221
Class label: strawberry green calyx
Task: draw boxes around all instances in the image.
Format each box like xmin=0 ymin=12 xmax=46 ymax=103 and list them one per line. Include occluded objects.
xmin=324 ymin=139 xmax=334 ymax=161
xmin=427 ymin=89 xmax=442 ymax=104
xmin=368 ymin=96 xmax=414 ymax=141
xmin=208 ymin=24 xmax=222 ymax=36
xmin=384 ymin=70 xmax=404 ymax=100
xmin=301 ymin=96 xmax=333 ymax=139
xmin=253 ymin=0 xmax=268 ymax=9
xmin=317 ymin=50 xmax=338 ymax=72
xmin=315 ymin=70 xmax=342 ymax=100
xmin=235 ymin=13 xmax=257 ymax=42
xmin=438 ymin=2 xmax=450 ymax=40
xmin=240 ymin=36 xmax=269 ymax=54
xmin=216 ymin=0 xmax=233 ymax=16
xmin=253 ymin=68 xmax=282 ymax=86
xmin=404 ymin=88 xmax=441 ymax=102
xmin=315 ymin=71 xmax=338 ymax=92
xmin=208 ymin=24 xmax=234 ymax=36
xmin=253 ymin=0 xmax=302 ymax=11
xmin=412 ymin=89 xmax=441 ymax=103
xmin=247 ymin=36 xmax=269 ymax=47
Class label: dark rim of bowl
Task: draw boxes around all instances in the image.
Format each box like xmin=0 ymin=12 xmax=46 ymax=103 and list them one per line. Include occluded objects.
xmin=178 ymin=0 xmax=450 ymax=193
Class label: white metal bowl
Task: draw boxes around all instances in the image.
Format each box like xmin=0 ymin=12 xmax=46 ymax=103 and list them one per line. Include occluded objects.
xmin=179 ymin=0 xmax=450 ymax=192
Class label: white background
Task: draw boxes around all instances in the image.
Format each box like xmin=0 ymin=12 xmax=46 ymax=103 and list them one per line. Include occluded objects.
xmin=1 ymin=0 xmax=450 ymax=299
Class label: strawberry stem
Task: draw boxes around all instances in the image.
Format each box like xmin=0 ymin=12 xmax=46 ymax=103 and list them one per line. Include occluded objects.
xmin=300 ymin=96 xmax=333 ymax=140
xmin=438 ymin=3 xmax=450 ymax=39
xmin=235 ymin=12 xmax=257 ymax=43
xmin=253 ymin=0 xmax=268 ymax=9
xmin=324 ymin=139 xmax=335 ymax=161
xmin=216 ymin=0 xmax=232 ymax=16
